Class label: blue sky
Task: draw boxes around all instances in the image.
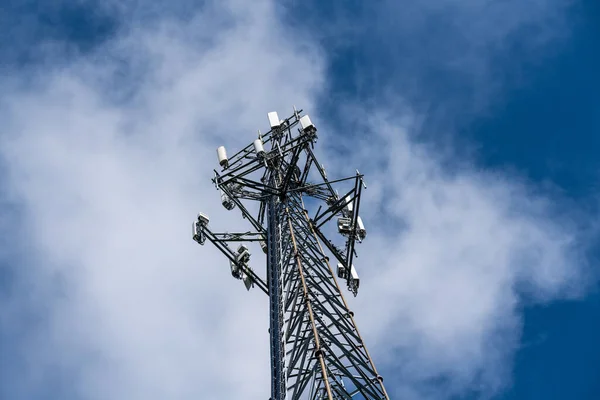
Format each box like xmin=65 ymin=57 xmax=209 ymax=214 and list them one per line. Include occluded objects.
xmin=0 ymin=1 xmax=599 ymax=399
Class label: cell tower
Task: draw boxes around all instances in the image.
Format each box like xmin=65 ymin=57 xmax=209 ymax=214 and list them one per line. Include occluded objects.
xmin=193 ymin=109 xmax=389 ymax=399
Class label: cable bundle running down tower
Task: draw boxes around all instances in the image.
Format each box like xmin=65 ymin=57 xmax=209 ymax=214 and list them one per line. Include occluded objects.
xmin=193 ymin=109 xmax=389 ymax=400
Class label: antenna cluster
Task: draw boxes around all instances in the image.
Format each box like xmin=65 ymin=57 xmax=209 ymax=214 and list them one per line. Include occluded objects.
xmin=192 ymin=108 xmax=388 ymax=399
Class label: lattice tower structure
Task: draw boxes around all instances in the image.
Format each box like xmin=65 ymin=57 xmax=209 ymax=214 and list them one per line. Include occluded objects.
xmin=193 ymin=109 xmax=389 ymax=400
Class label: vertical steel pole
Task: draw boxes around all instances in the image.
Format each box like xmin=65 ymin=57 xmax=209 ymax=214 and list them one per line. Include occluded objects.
xmin=267 ymin=194 xmax=286 ymax=400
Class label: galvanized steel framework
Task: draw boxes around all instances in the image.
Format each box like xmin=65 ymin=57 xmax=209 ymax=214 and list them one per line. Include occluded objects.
xmin=193 ymin=109 xmax=389 ymax=399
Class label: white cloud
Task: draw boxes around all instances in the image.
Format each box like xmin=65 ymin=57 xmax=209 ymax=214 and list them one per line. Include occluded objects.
xmin=321 ymin=111 xmax=589 ymax=398
xmin=0 ymin=1 xmax=592 ymax=400
xmin=0 ymin=1 xmax=322 ymax=398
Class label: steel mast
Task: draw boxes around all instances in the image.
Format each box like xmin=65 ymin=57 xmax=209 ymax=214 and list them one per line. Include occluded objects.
xmin=193 ymin=109 xmax=389 ymax=399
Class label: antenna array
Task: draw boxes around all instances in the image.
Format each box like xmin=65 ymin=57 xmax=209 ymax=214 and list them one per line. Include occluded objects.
xmin=193 ymin=109 xmax=389 ymax=399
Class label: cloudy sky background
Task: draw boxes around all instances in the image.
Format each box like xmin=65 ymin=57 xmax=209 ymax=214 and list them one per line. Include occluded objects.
xmin=0 ymin=0 xmax=599 ymax=399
